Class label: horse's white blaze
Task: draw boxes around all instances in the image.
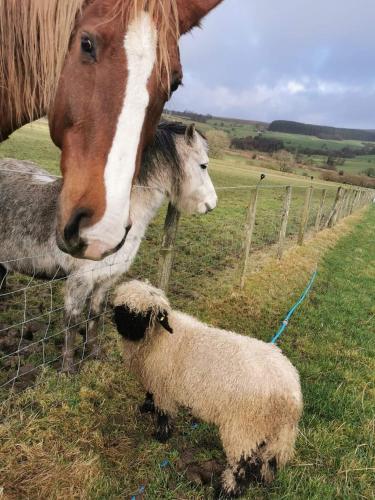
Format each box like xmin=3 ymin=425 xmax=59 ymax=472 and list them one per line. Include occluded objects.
xmin=81 ymin=12 xmax=157 ymax=259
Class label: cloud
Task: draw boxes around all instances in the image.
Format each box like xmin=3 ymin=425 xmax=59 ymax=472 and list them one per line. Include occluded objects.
xmin=168 ymin=0 xmax=375 ymax=128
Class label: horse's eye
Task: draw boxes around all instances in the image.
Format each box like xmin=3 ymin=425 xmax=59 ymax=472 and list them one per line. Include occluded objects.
xmin=200 ymin=164 xmax=208 ymax=170
xmin=81 ymin=35 xmax=96 ymax=60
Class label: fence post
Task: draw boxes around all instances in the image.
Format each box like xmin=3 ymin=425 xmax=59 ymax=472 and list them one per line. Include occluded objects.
xmin=158 ymin=203 xmax=180 ymax=292
xmin=343 ymin=190 xmax=352 ymax=218
xmin=327 ymin=186 xmax=343 ymax=228
xmin=350 ymin=190 xmax=356 ymax=215
xmin=338 ymin=189 xmax=349 ymax=220
xmin=315 ymin=189 xmax=327 ymax=233
xmin=352 ymin=190 xmax=360 ymax=213
xmin=277 ymin=186 xmax=292 ymax=259
xmin=348 ymin=190 xmax=356 ymax=215
xmin=298 ymin=185 xmax=313 ymax=245
xmin=240 ymin=186 xmax=260 ymax=289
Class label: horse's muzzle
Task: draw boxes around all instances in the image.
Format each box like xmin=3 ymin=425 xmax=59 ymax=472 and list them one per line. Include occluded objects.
xmin=57 ymin=209 xmax=131 ymax=260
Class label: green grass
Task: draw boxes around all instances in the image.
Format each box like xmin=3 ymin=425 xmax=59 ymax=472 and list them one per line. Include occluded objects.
xmin=0 ymin=119 xmax=60 ymax=175
xmin=0 ymin=208 xmax=373 ymax=499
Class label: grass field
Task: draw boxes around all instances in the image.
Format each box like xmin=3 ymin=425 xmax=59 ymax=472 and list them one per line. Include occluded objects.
xmin=0 ymin=206 xmax=373 ymax=498
xmin=0 ymin=121 xmax=373 ymax=499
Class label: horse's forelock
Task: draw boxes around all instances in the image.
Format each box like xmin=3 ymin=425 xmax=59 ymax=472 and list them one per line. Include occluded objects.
xmin=111 ymin=0 xmax=180 ymax=88
xmin=0 ymin=0 xmax=85 ymax=126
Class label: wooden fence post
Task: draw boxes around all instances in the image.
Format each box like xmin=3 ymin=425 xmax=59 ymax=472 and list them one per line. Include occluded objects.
xmin=338 ymin=189 xmax=349 ymax=220
xmin=298 ymin=185 xmax=313 ymax=245
xmin=348 ymin=190 xmax=355 ymax=215
xmin=240 ymin=186 xmax=260 ymax=289
xmin=277 ymin=186 xmax=292 ymax=259
xmin=158 ymin=203 xmax=180 ymax=292
xmin=327 ymin=186 xmax=343 ymax=228
xmin=350 ymin=190 xmax=357 ymax=215
xmin=315 ymin=189 xmax=326 ymax=233
xmin=344 ymin=190 xmax=352 ymax=218
xmin=351 ymin=190 xmax=359 ymax=213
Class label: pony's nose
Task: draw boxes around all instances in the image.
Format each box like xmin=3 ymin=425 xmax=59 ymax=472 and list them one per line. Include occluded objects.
xmin=205 ymin=203 xmax=215 ymax=213
xmin=62 ymin=207 xmax=92 ymax=254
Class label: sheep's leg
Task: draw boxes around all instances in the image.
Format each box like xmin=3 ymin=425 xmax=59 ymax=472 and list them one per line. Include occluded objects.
xmin=62 ymin=277 xmax=91 ymax=373
xmin=218 ymin=455 xmax=265 ymax=499
xmin=139 ymin=392 xmax=155 ymax=414
xmin=154 ymin=409 xmax=172 ymax=443
xmin=84 ymin=286 xmax=109 ymax=359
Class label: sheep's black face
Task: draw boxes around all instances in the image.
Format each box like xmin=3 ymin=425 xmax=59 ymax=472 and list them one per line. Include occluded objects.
xmin=113 ymin=306 xmax=152 ymax=342
xmin=113 ymin=306 xmax=173 ymax=342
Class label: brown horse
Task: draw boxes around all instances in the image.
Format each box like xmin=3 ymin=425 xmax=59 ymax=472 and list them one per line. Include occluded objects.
xmin=0 ymin=0 xmax=223 ymax=260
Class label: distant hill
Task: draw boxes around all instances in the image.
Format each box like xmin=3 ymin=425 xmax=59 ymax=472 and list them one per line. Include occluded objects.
xmin=164 ymin=109 xmax=267 ymax=128
xmin=269 ymin=120 xmax=375 ymax=142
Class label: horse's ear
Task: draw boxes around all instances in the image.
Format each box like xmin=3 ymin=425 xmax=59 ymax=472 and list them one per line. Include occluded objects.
xmin=176 ymin=0 xmax=224 ymax=35
xmin=185 ymin=124 xmax=196 ymax=144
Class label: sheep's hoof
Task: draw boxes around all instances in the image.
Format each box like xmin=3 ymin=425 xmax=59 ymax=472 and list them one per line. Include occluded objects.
xmin=154 ymin=411 xmax=172 ymax=443
xmin=154 ymin=425 xmax=172 ymax=443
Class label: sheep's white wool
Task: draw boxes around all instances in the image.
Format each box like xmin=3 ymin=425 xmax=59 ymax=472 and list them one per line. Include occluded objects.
xmin=114 ymin=280 xmax=303 ymax=493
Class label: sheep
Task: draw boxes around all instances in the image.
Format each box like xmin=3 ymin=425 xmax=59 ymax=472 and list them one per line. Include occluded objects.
xmin=0 ymin=122 xmax=217 ymax=372
xmin=113 ymin=280 xmax=303 ymax=498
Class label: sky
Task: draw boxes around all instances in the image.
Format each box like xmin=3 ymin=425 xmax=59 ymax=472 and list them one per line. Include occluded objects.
xmin=169 ymin=0 xmax=375 ymax=129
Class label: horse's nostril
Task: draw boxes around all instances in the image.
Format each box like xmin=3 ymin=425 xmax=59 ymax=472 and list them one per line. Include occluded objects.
xmin=63 ymin=208 xmax=92 ymax=246
xmin=205 ymin=203 xmax=214 ymax=213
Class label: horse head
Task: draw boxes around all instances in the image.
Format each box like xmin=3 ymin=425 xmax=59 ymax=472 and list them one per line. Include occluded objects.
xmin=49 ymin=0 xmax=223 ymax=260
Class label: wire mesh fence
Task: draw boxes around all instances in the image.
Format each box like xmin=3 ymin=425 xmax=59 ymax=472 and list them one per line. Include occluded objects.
xmin=0 ymin=181 xmax=373 ymax=403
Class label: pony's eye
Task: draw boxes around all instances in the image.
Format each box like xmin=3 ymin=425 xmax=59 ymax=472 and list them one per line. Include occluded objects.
xmin=200 ymin=164 xmax=208 ymax=170
xmin=81 ymin=35 xmax=96 ymax=59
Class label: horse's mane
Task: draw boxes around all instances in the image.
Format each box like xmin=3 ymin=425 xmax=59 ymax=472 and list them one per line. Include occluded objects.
xmin=140 ymin=121 xmax=206 ymax=190
xmin=0 ymin=0 xmax=85 ymax=126
xmin=0 ymin=0 xmax=179 ymax=127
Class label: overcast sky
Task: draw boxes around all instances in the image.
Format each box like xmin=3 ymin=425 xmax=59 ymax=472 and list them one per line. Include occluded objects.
xmin=169 ymin=0 xmax=375 ymax=128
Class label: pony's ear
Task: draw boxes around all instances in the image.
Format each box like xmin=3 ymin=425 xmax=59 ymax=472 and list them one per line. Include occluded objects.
xmin=176 ymin=0 xmax=224 ymax=35
xmin=157 ymin=311 xmax=173 ymax=334
xmin=113 ymin=306 xmax=152 ymax=342
xmin=185 ymin=124 xmax=196 ymax=144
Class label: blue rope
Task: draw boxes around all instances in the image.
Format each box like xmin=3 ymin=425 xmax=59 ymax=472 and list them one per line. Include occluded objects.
xmin=270 ymin=269 xmax=317 ymax=345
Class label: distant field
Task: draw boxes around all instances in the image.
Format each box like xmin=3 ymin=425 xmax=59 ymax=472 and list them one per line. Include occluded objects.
xmin=304 ymin=153 xmax=375 ymax=175
xmin=263 ymin=130 xmax=369 ymax=152
xmin=165 ymin=113 xmax=375 ymax=179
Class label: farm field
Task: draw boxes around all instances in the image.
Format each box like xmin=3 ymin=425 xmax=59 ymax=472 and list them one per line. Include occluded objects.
xmin=0 ymin=120 xmax=373 ymax=498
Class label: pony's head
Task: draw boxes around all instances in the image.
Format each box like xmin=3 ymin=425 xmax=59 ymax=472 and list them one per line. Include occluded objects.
xmin=171 ymin=124 xmax=217 ymax=215
xmin=49 ymin=0 xmax=223 ymax=260
xmin=140 ymin=121 xmax=217 ymax=215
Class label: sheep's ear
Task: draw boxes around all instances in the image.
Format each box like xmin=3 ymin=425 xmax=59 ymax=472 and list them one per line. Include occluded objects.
xmin=157 ymin=311 xmax=173 ymax=334
xmin=185 ymin=124 xmax=196 ymax=144
xmin=113 ymin=306 xmax=151 ymax=342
